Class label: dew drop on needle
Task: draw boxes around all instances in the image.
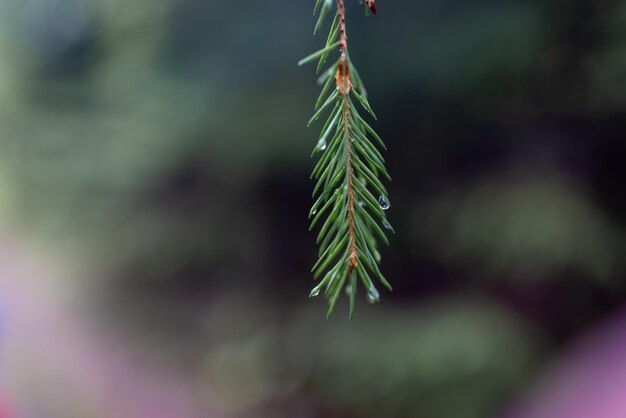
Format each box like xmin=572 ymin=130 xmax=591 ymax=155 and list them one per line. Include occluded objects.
xmin=378 ymin=195 xmax=390 ymax=210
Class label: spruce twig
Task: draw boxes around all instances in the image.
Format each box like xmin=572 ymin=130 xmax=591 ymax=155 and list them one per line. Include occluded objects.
xmin=300 ymin=0 xmax=392 ymax=320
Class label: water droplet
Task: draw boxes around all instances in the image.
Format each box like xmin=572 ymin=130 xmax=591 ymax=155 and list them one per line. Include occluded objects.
xmin=317 ymin=138 xmax=327 ymax=151
xmin=378 ymin=195 xmax=391 ymax=210
xmin=382 ymin=218 xmax=395 ymax=232
xmin=311 ymin=208 xmax=317 ymax=215
xmin=310 ymin=288 xmax=320 ymax=297
xmin=374 ymin=250 xmax=381 ymax=262
xmin=344 ymin=285 xmax=352 ymax=296
xmin=367 ymin=288 xmax=380 ymax=304
xmin=358 ymin=200 xmax=365 ymax=207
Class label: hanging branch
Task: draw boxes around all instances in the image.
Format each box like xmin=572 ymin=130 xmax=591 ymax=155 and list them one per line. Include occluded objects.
xmin=299 ymin=0 xmax=392 ymax=320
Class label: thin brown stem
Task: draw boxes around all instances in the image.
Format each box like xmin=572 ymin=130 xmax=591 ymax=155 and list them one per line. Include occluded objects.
xmin=336 ymin=0 xmax=358 ymax=274
xmin=337 ymin=0 xmax=348 ymax=59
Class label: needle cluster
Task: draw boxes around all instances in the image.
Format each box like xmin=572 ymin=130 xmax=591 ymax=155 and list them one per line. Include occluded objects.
xmin=299 ymin=0 xmax=393 ymax=320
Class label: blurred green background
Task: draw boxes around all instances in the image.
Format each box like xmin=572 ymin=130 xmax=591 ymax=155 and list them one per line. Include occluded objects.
xmin=0 ymin=0 xmax=625 ymax=417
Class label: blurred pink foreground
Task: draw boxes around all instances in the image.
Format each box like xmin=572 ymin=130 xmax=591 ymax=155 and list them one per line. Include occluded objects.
xmin=0 ymin=238 xmax=219 ymax=418
xmin=504 ymin=306 xmax=626 ymax=418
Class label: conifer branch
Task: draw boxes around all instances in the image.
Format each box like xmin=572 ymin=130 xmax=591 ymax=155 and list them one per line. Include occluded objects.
xmin=300 ymin=0 xmax=392 ymax=320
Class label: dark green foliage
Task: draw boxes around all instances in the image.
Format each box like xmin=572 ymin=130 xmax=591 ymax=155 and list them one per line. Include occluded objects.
xmin=300 ymin=0 xmax=393 ymax=320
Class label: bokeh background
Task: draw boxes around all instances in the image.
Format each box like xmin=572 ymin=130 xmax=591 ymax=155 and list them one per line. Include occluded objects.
xmin=0 ymin=0 xmax=625 ymax=417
